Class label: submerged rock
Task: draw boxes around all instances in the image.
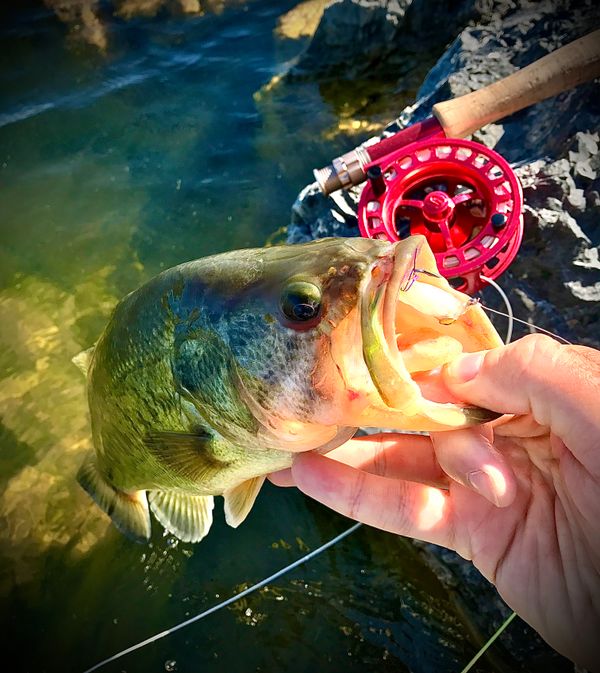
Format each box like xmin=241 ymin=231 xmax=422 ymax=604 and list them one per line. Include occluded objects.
xmin=36 ymin=0 xmax=224 ymax=50
xmin=276 ymin=0 xmax=330 ymax=40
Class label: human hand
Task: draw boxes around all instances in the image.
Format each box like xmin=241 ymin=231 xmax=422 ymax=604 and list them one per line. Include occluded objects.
xmin=269 ymin=334 xmax=600 ymax=670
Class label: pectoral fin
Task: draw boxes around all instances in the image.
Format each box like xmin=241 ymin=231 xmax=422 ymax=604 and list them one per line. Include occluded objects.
xmin=145 ymin=431 xmax=230 ymax=482
xmin=223 ymin=476 xmax=266 ymax=528
xmin=72 ymin=346 xmax=95 ymax=377
xmin=148 ymin=491 xmax=214 ymax=543
xmin=77 ymin=456 xmax=151 ymax=542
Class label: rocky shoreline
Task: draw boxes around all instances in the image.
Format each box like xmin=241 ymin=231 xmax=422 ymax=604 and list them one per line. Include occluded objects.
xmin=286 ymin=0 xmax=600 ymax=350
xmin=283 ymin=1 xmax=599 ymax=670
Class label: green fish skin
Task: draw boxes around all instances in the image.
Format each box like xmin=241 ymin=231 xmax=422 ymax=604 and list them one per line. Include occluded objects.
xmin=76 ymin=236 xmax=502 ymax=543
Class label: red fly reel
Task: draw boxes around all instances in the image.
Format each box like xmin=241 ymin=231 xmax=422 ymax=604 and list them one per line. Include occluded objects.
xmin=357 ymin=138 xmax=523 ymax=294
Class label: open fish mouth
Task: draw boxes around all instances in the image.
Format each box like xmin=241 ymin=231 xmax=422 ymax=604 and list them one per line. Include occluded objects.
xmin=360 ymin=235 xmax=502 ymax=430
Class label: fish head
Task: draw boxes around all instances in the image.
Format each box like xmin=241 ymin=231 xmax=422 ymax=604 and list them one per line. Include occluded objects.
xmin=179 ymin=236 xmax=502 ymax=452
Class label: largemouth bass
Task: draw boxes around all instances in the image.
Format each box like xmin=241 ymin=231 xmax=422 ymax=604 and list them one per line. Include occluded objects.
xmin=75 ymin=235 xmax=502 ymax=543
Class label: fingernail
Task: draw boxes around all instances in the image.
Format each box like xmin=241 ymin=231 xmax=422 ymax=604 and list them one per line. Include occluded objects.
xmin=446 ymin=352 xmax=484 ymax=383
xmin=467 ymin=469 xmax=500 ymax=507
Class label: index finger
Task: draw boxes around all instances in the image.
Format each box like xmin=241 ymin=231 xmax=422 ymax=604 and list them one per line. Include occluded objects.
xmin=319 ymin=433 xmax=447 ymax=487
xmin=268 ymin=433 xmax=445 ymax=488
xmin=291 ymin=452 xmax=456 ymax=550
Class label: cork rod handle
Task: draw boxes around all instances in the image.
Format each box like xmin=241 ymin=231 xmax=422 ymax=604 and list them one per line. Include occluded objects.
xmin=432 ymin=29 xmax=600 ymax=139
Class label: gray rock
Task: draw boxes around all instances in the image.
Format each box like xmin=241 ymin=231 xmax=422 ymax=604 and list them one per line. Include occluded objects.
xmin=569 ymin=131 xmax=599 ymax=181
xmin=286 ymin=0 xmax=481 ymax=85
xmin=285 ymin=2 xmax=600 ymax=667
xmin=289 ymin=183 xmax=359 ymax=242
xmin=391 ymin=2 xmax=600 ymax=163
xmin=288 ymin=0 xmax=600 ymax=349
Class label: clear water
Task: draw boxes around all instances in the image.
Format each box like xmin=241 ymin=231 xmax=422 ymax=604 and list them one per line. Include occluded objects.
xmin=0 ymin=3 xmax=562 ymax=672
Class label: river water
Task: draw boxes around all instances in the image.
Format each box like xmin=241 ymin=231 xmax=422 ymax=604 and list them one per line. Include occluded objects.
xmin=0 ymin=3 xmax=562 ymax=672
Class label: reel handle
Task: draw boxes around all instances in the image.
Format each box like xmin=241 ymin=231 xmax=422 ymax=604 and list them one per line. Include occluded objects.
xmin=433 ymin=28 xmax=600 ymax=139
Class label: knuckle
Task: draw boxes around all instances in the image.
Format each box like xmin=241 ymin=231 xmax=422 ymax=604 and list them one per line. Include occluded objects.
xmin=510 ymin=333 xmax=561 ymax=374
xmin=346 ymin=471 xmax=367 ymax=521
xmin=387 ymin=480 xmax=412 ymax=531
xmin=515 ymin=335 xmax=599 ymax=384
xmin=373 ymin=437 xmax=388 ymax=476
xmin=518 ymin=332 xmax=560 ymax=357
xmin=476 ymin=334 xmax=562 ymax=405
xmin=561 ymin=345 xmax=600 ymax=395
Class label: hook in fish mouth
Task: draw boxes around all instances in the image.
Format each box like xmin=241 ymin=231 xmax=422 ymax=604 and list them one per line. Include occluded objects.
xmin=359 ymin=235 xmax=502 ymax=430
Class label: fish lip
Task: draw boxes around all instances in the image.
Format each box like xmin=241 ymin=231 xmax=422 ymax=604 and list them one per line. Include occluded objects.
xmin=362 ymin=240 xmax=420 ymax=363
xmin=359 ymin=240 xmax=421 ymax=408
xmin=381 ymin=240 xmax=421 ymax=357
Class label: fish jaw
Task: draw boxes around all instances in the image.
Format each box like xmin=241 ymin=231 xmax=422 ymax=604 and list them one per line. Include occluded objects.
xmin=356 ymin=235 xmax=502 ymax=431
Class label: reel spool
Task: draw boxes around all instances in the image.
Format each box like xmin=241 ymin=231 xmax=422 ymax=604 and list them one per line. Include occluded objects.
xmin=357 ymin=138 xmax=523 ymax=294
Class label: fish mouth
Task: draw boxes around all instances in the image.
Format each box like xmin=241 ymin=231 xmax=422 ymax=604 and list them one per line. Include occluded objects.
xmin=360 ymin=235 xmax=502 ymax=431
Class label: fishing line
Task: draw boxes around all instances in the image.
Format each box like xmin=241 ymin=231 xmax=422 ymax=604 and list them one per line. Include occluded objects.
xmin=456 ymin=283 xmax=565 ymax=670
xmin=480 ymin=276 xmax=514 ymax=345
xmin=459 ymin=611 xmax=518 ymax=673
xmin=82 ymin=522 xmax=363 ymax=673
xmin=479 ymin=304 xmax=572 ymax=345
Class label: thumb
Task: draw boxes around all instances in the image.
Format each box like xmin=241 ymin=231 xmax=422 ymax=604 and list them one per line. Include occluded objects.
xmin=443 ymin=334 xmax=600 ymax=467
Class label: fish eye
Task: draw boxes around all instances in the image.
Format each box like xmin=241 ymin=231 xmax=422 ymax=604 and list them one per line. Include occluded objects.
xmin=280 ymin=280 xmax=322 ymax=323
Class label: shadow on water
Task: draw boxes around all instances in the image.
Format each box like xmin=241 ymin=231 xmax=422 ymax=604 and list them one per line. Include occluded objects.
xmin=0 ymin=2 xmax=565 ymax=672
